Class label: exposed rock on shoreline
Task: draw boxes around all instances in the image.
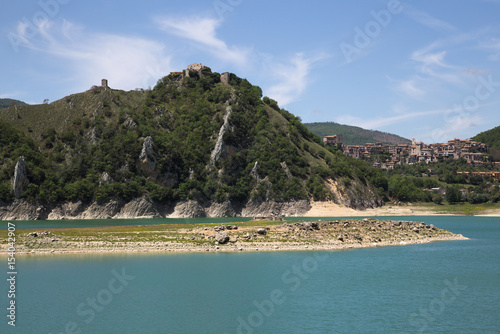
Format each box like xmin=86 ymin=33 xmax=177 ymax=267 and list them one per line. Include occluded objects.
xmin=1 ymin=218 xmax=468 ymax=256
xmin=0 ymin=199 xmax=311 ymax=220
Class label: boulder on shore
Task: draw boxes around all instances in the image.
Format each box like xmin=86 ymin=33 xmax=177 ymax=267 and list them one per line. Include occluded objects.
xmin=215 ymin=232 xmax=229 ymax=244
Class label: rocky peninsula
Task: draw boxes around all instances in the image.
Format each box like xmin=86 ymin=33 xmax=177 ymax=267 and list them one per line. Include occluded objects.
xmin=1 ymin=219 xmax=468 ymax=255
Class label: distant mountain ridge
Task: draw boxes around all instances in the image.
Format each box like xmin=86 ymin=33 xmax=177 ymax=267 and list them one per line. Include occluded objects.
xmin=0 ymin=98 xmax=27 ymax=109
xmin=305 ymin=122 xmax=411 ymax=146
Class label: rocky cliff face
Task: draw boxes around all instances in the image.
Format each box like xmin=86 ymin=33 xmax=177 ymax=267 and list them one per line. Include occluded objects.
xmin=13 ymin=156 xmax=28 ymax=198
xmin=241 ymin=200 xmax=311 ymax=217
xmin=114 ymin=197 xmax=161 ymax=219
xmin=47 ymin=201 xmax=84 ymax=220
xmin=325 ymin=178 xmax=382 ymax=209
xmin=0 ymin=198 xmax=313 ymax=220
xmin=210 ymin=105 xmax=232 ymax=165
xmin=139 ymin=136 xmax=157 ymax=174
xmin=0 ymin=199 xmax=44 ymax=220
xmin=100 ymin=172 xmax=113 ymax=185
xmin=250 ymin=161 xmax=260 ymax=181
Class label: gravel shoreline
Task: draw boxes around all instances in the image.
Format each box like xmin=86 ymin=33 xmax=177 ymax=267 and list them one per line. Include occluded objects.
xmin=2 ymin=219 xmax=468 ymax=256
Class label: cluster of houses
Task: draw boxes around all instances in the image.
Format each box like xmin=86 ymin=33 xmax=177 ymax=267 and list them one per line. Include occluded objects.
xmin=324 ymin=135 xmax=495 ymax=170
xmin=457 ymin=171 xmax=500 ymax=181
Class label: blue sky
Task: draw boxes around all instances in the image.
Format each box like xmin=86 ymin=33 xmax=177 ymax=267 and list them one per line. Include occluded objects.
xmin=1 ymin=0 xmax=499 ymax=143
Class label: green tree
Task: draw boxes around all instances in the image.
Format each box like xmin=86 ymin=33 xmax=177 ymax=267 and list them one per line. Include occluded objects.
xmin=0 ymin=182 xmax=13 ymax=202
xmin=445 ymin=186 xmax=462 ymax=204
xmin=431 ymin=191 xmax=443 ymax=205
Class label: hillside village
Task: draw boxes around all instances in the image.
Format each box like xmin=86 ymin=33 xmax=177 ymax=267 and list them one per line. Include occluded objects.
xmin=324 ymin=135 xmax=500 ymax=173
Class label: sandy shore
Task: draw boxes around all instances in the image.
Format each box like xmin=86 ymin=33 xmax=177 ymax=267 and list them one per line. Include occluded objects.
xmin=305 ymin=201 xmax=500 ymax=217
xmin=3 ymin=219 xmax=468 ymax=256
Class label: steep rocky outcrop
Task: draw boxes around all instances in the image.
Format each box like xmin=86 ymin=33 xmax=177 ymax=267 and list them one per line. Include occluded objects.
xmin=206 ymin=200 xmax=237 ymax=217
xmin=210 ymin=105 xmax=232 ymax=165
xmin=123 ymin=115 xmax=138 ymax=130
xmin=78 ymin=200 xmax=122 ymax=220
xmin=171 ymin=200 xmax=206 ymax=218
xmin=47 ymin=201 xmax=85 ymax=220
xmin=325 ymin=178 xmax=382 ymax=210
xmin=0 ymin=199 xmax=43 ymax=220
xmin=139 ymin=136 xmax=157 ymax=173
xmin=241 ymin=200 xmax=311 ymax=217
xmin=250 ymin=161 xmax=260 ymax=181
xmin=100 ymin=172 xmax=113 ymax=185
xmin=13 ymin=156 xmax=28 ymax=198
xmin=115 ymin=197 xmax=161 ymax=219
xmin=280 ymin=161 xmax=292 ymax=179
xmin=90 ymin=128 xmax=99 ymax=145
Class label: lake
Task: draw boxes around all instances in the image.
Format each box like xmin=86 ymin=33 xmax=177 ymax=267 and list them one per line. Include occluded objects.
xmin=1 ymin=216 xmax=499 ymax=333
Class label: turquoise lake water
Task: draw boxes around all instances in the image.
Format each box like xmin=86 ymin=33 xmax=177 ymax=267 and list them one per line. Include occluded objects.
xmin=1 ymin=216 xmax=499 ymax=333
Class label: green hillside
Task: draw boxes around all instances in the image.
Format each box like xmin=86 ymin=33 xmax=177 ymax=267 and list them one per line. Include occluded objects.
xmin=305 ymin=121 xmax=411 ymax=145
xmin=1 ymin=68 xmax=498 ymax=210
xmin=0 ymin=98 xmax=27 ymax=109
xmin=0 ymin=67 xmax=381 ymax=208
xmin=472 ymin=125 xmax=500 ymax=160
xmin=0 ymin=88 xmax=144 ymax=138
xmin=472 ymin=125 xmax=500 ymax=150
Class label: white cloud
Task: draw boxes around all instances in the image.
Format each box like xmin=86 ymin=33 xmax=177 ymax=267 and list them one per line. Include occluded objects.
xmin=410 ymin=47 xmax=464 ymax=85
xmin=411 ymin=49 xmax=448 ymax=71
xmin=478 ymin=38 xmax=500 ymax=61
xmin=339 ymin=107 xmax=445 ymax=130
xmin=154 ymin=15 xmax=330 ymax=106
xmin=266 ymin=53 xmax=327 ymax=106
xmin=397 ymin=79 xmax=426 ymax=98
xmin=393 ymin=37 xmax=474 ymax=99
xmin=16 ymin=19 xmax=173 ymax=92
xmin=426 ymin=114 xmax=484 ymax=143
xmin=395 ymin=29 xmax=500 ymax=100
xmin=80 ymin=35 xmax=173 ymax=90
xmin=463 ymin=68 xmax=493 ymax=75
xmin=336 ymin=100 xmax=495 ymax=142
xmin=155 ymin=16 xmax=250 ymax=66
xmin=404 ymin=6 xmax=456 ymax=32
xmin=8 ymin=14 xmax=326 ymax=106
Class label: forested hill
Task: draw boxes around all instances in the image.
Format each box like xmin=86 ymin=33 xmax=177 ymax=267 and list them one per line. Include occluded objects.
xmin=472 ymin=126 xmax=500 ymax=150
xmin=0 ymin=98 xmax=27 ymax=109
xmin=472 ymin=125 xmax=500 ymax=160
xmin=305 ymin=122 xmax=411 ymax=145
xmin=0 ymin=66 xmax=381 ymax=212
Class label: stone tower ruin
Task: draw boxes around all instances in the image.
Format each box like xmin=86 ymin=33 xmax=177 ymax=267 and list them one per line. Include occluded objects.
xmin=220 ymin=72 xmax=230 ymax=84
